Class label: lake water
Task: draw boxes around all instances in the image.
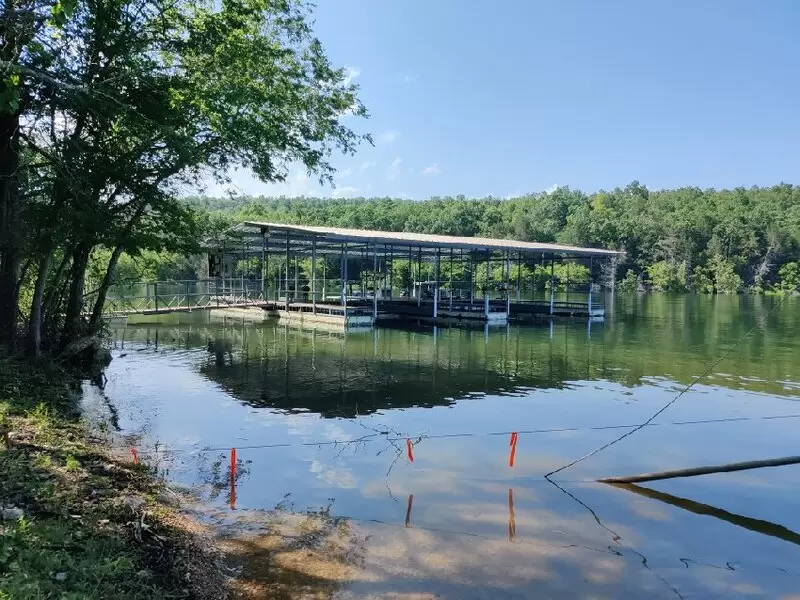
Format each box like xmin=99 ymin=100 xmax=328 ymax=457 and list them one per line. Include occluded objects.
xmin=84 ymin=294 xmax=800 ymax=599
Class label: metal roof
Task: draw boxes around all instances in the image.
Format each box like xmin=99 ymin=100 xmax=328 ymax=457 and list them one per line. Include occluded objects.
xmin=235 ymin=221 xmax=618 ymax=258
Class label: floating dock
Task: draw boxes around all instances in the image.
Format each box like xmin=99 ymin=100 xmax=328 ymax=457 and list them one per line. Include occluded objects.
xmin=101 ymin=223 xmax=617 ymax=330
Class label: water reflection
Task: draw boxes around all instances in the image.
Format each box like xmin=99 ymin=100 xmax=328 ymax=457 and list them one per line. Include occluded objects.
xmin=91 ymin=294 xmax=800 ymax=599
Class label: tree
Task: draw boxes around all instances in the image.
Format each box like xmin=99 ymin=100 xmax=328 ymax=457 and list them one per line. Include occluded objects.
xmin=2 ymin=0 xmax=369 ymax=355
xmin=778 ymin=262 xmax=800 ymax=292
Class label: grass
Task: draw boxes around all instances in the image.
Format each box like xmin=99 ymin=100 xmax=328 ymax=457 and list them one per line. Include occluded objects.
xmin=0 ymin=358 xmax=228 ymax=600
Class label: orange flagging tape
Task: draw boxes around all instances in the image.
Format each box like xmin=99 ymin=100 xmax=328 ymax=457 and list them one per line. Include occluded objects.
xmin=130 ymin=448 xmax=139 ymax=465
xmin=509 ymin=432 xmax=518 ymax=467
xmin=407 ymin=439 xmax=414 ymax=462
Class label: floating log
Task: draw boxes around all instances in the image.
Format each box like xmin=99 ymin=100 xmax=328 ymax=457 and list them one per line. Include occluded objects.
xmin=598 ymin=455 xmax=800 ymax=484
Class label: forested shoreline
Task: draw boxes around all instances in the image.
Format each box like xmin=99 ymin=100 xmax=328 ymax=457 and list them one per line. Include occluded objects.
xmin=171 ymin=182 xmax=800 ymax=294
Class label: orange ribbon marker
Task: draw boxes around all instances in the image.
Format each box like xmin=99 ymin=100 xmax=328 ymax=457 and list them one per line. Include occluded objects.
xmin=230 ymin=448 xmax=237 ymax=510
xmin=130 ymin=448 xmax=139 ymax=465
xmin=405 ymin=494 xmax=414 ymax=527
xmin=406 ymin=439 xmax=414 ymax=463
xmin=509 ymin=432 xmax=518 ymax=468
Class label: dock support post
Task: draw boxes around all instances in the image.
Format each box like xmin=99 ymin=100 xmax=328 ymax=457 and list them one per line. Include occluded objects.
xmin=341 ymin=242 xmax=348 ymax=309
xmin=516 ymin=251 xmax=522 ymax=302
xmin=322 ymin=255 xmax=326 ymax=302
xmin=505 ymin=250 xmax=511 ymax=316
xmin=448 ymin=248 xmax=453 ymax=309
xmin=433 ymin=248 xmax=440 ymax=320
xmin=588 ymin=257 xmax=594 ymax=316
xmin=294 ymin=255 xmax=299 ymax=303
xmin=389 ymin=246 xmax=394 ymax=300
xmin=372 ymin=244 xmax=378 ymax=322
xmin=154 ymin=282 xmax=159 ymax=312
xmin=408 ymin=245 xmax=414 ymax=299
xmin=261 ymin=231 xmax=266 ymax=299
xmin=311 ymin=238 xmax=317 ymax=314
xmin=241 ymin=236 xmax=246 ymax=299
xmin=469 ymin=252 xmax=474 ymax=305
xmin=549 ymin=257 xmax=555 ymax=316
xmin=221 ymin=240 xmax=226 ymax=298
xmin=484 ymin=249 xmax=490 ymax=319
xmin=284 ymin=234 xmax=290 ymax=310
xmin=417 ymin=247 xmax=422 ymax=307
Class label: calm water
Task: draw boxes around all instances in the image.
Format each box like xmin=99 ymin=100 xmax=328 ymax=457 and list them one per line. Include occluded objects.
xmin=84 ymin=294 xmax=800 ymax=599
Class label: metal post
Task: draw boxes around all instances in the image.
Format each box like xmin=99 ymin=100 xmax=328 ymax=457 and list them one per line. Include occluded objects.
xmin=311 ymin=238 xmax=317 ymax=314
xmin=449 ymin=248 xmax=454 ymax=309
xmin=408 ymin=245 xmax=413 ymax=299
xmin=505 ymin=250 xmax=511 ymax=316
xmin=469 ymin=252 xmax=474 ymax=305
xmin=388 ymin=245 xmax=394 ymax=299
xmin=484 ymin=249 xmax=490 ymax=318
xmin=341 ymin=242 xmax=348 ymax=309
xmin=294 ymin=255 xmax=299 ymax=303
xmin=549 ymin=257 xmax=555 ymax=316
xmin=221 ymin=240 xmax=226 ymax=297
xmin=241 ymin=235 xmax=246 ymax=298
xmin=322 ymin=255 xmax=326 ymax=301
xmin=417 ymin=247 xmax=422 ymax=307
xmin=516 ymin=251 xmax=522 ymax=302
xmin=588 ymin=257 xmax=594 ymax=316
xmin=186 ymin=281 xmax=190 ymax=309
xmin=372 ymin=244 xmax=378 ymax=322
xmin=433 ymin=248 xmax=440 ymax=319
xmin=261 ymin=231 xmax=267 ymax=299
xmin=284 ymin=234 xmax=290 ymax=310
xmin=154 ymin=282 xmax=159 ymax=312
xmin=566 ymin=261 xmax=570 ymax=302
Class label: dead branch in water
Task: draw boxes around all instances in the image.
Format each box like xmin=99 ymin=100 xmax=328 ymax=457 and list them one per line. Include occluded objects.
xmin=598 ymin=455 xmax=800 ymax=484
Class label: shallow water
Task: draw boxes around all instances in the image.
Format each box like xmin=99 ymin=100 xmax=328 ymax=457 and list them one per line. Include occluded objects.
xmin=84 ymin=294 xmax=800 ymax=598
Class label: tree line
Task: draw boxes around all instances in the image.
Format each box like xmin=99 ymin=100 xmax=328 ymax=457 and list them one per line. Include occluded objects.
xmin=180 ymin=182 xmax=800 ymax=294
xmin=0 ymin=0 xmax=366 ymax=357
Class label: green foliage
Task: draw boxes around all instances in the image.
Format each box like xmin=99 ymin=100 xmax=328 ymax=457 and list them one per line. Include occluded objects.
xmin=4 ymin=0 xmax=368 ymax=352
xmin=709 ymin=255 xmax=743 ymax=294
xmin=182 ymin=181 xmax=800 ymax=295
xmin=647 ymin=261 xmax=687 ymax=292
xmin=692 ymin=266 xmax=715 ymax=294
xmin=778 ymin=262 xmax=800 ymax=292
xmin=618 ymin=271 xmax=638 ymax=293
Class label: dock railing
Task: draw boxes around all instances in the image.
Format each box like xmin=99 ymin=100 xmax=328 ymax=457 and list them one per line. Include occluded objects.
xmin=84 ymin=278 xmax=268 ymax=317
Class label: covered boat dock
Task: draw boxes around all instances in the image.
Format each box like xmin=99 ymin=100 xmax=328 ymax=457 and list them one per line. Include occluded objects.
xmin=210 ymin=222 xmax=618 ymax=328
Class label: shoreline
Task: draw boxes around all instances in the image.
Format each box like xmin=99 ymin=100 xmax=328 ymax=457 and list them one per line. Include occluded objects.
xmin=0 ymin=357 xmax=231 ymax=600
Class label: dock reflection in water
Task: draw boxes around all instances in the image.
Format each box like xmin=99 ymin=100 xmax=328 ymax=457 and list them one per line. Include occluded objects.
xmin=86 ymin=295 xmax=800 ymax=599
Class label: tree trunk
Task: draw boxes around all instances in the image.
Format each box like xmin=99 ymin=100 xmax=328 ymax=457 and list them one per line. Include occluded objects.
xmin=0 ymin=112 xmax=21 ymax=349
xmin=61 ymin=244 xmax=91 ymax=346
xmin=27 ymin=251 xmax=53 ymax=357
xmin=89 ymin=244 xmax=124 ymax=331
xmin=41 ymin=252 xmax=71 ymax=336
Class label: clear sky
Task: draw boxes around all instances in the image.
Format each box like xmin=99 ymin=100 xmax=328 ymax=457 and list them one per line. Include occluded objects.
xmin=212 ymin=0 xmax=800 ymax=199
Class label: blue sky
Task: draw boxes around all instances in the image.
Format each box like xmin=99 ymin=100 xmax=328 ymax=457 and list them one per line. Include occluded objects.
xmin=210 ymin=0 xmax=800 ymax=199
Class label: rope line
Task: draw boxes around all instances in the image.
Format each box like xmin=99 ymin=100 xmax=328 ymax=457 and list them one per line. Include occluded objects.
xmin=545 ymin=291 xmax=795 ymax=478
xmin=124 ymin=411 xmax=800 ymax=458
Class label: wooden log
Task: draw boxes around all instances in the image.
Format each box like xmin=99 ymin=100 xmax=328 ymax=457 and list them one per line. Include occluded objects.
xmin=60 ymin=336 xmax=100 ymax=360
xmin=598 ymin=455 xmax=800 ymax=484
